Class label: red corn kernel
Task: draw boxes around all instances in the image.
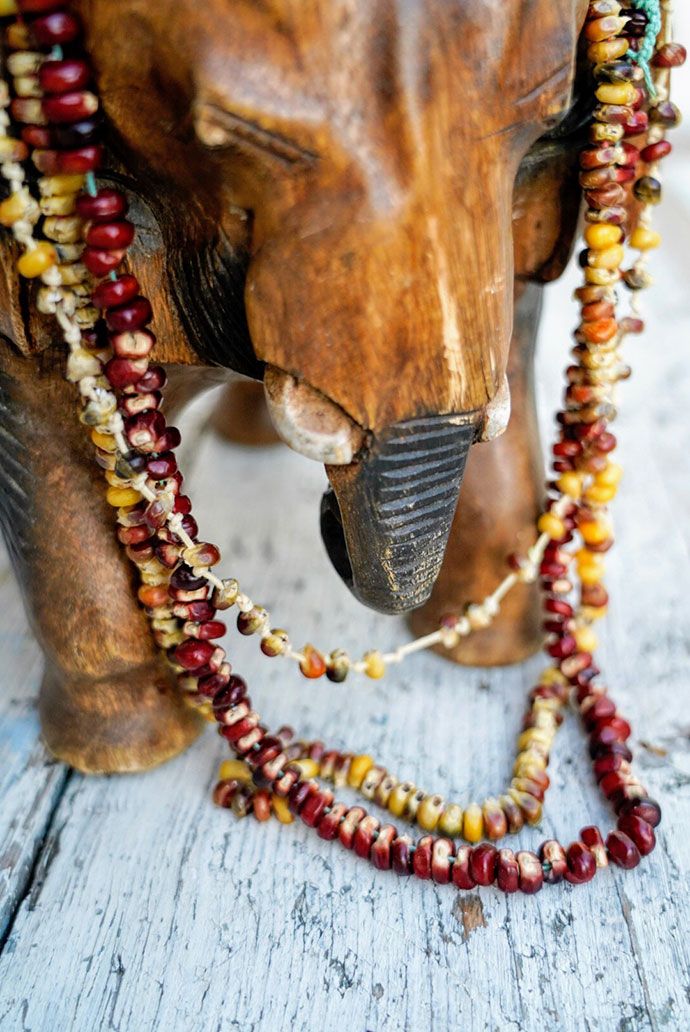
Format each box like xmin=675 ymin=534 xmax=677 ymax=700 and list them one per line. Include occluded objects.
xmin=391 ymin=835 xmax=413 ymax=875
xmin=352 ymin=815 xmax=379 ymax=860
xmin=301 ymin=789 xmax=333 ymax=829
xmin=105 ymin=297 xmax=153 ymax=333
xmin=338 ymin=806 xmax=366 ymax=848
xmin=117 ymin=524 xmax=150 ymax=546
xmin=564 ymin=842 xmax=596 ymax=884
xmin=288 ymin=781 xmax=314 ymax=817
xmin=178 ymin=600 xmax=216 ymax=623
xmin=606 ymin=830 xmax=641 ymax=869
xmin=582 ymin=695 xmax=616 ymax=729
xmin=372 ymin=825 xmax=398 ymax=872
xmin=617 ymin=797 xmax=661 ymax=828
xmin=212 ymin=779 xmax=239 ymax=809
xmin=21 ymin=125 xmax=51 ymax=149
xmin=547 ymin=634 xmax=576 ymax=659
xmin=86 ymin=220 xmax=135 ymax=250
xmin=18 ymin=0 xmax=65 ymax=11
xmin=33 ymin=145 xmax=103 ymax=174
xmin=39 ymin=59 xmax=90 ymax=95
xmin=104 ymin=356 xmax=148 ymax=388
xmin=545 ymin=598 xmax=573 ymax=617
xmin=411 ymin=835 xmax=433 ymax=879
xmin=51 ymin=118 xmax=101 ymax=150
xmin=540 ymin=840 xmax=567 ymax=884
xmin=580 ymin=825 xmax=608 ymax=867
xmin=251 ymin=789 xmax=271 ymax=822
xmin=593 ymin=752 xmax=626 ymax=780
xmin=125 ymin=410 xmax=166 ymax=450
xmin=640 ymin=139 xmax=672 ymax=163
xmin=92 ymin=274 xmax=140 ymax=310
xmin=147 ymin=452 xmax=177 ymax=479
xmin=451 ymin=845 xmax=476 ymax=890
xmin=497 ymin=849 xmax=519 ymax=893
xmin=76 ymin=188 xmax=128 ymax=221
xmin=31 ymin=12 xmax=81 ymax=45
xmin=173 ymin=639 xmax=215 ymax=671
xmin=469 ymin=844 xmax=497 ymax=886
xmin=42 ymin=91 xmax=98 ymax=124
xmin=83 ymin=247 xmax=125 ymax=277
xmin=516 ymin=850 xmax=543 ymax=894
xmin=623 ymin=110 xmax=648 ymax=136
xmin=173 ymin=494 xmax=192 ymax=515
xmin=317 ymin=803 xmax=348 ymax=841
xmin=136 ymin=366 xmax=167 ymax=393
xmin=652 ymin=42 xmax=686 ymax=68
xmin=189 ymin=621 xmax=226 ymax=641
xmin=431 ymin=838 xmax=454 ymax=885
xmin=212 ymin=676 xmax=247 ymax=711
xmin=617 ymin=814 xmax=656 ymax=856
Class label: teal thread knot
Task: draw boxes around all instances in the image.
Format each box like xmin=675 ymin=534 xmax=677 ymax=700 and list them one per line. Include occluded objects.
xmin=627 ymin=0 xmax=662 ymax=96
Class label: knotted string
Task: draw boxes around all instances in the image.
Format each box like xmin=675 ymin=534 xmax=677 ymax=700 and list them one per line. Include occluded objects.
xmin=628 ymin=0 xmax=663 ymax=95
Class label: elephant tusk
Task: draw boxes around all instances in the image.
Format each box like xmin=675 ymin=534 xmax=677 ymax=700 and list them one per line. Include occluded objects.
xmin=263 ymin=365 xmax=367 ymax=465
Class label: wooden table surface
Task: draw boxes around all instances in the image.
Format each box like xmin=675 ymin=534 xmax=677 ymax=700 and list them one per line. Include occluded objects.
xmin=2 ymin=49 xmax=690 ymax=1032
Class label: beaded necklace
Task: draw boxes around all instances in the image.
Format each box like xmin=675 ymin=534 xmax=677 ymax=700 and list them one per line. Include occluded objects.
xmin=0 ymin=0 xmax=684 ymax=894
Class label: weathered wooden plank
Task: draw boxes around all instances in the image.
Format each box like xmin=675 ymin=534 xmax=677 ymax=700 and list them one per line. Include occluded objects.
xmin=0 ymin=558 xmax=70 ymax=945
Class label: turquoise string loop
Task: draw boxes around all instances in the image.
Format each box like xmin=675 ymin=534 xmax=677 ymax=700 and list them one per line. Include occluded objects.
xmin=627 ymin=0 xmax=663 ymax=96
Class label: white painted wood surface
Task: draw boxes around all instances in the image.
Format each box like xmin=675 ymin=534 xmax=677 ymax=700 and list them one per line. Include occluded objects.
xmin=1 ymin=33 xmax=690 ymax=1032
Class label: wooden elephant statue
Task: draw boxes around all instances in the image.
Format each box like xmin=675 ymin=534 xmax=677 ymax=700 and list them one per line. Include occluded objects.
xmin=0 ymin=0 xmax=593 ymax=772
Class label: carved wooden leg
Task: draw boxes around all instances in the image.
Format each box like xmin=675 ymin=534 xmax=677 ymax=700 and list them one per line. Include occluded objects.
xmin=0 ymin=344 xmax=202 ymax=773
xmin=209 ymin=379 xmax=281 ymax=446
xmin=409 ymin=283 xmax=546 ymax=666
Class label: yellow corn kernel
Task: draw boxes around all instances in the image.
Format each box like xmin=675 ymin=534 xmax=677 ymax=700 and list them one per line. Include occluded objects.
xmin=17 ymin=241 xmax=56 ymax=279
xmin=595 ymin=462 xmax=623 ymax=487
xmin=347 ymin=754 xmax=374 ymax=789
xmin=595 ymin=82 xmax=636 ymax=106
xmin=219 ymin=759 xmax=252 ymax=782
xmin=199 ymin=703 xmax=216 ymax=723
xmin=416 ymin=794 xmax=445 ymax=832
xmin=106 ymin=485 xmax=143 ymax=507
xmin=38 ymin=173 xmax=85 ymax=197
xmin=104 ymin=470 xmax=126 ymax=487
xmin=588 ymin=243 xmax=625 ymax=270
xmin=462 ymin=802 xmax=484 ymax=843
xmin=556 ymin=472 xmax=583 ymax=500
xmin=540 ymin=667 xmax=567 ymax=686
xmin=582 ymin=605 xmax=608 ymax=622
xmin=517 ymin=729 xmax=553 ymax=752
xmin=271 ymin=794 xmax=294 ymax=824
xmin=291 ymin=758 xmax=319 ymax=780
xmin=579 ymin=520 xmax=611 ymax=545
xmin=588 ymin=39 xmax=629 ymax=64
xmin=574 ymin=625 xmax=598 ymax=653
xmin=363 ymin=650 xmax=386 ymax=679
xmin=584 ymin=483 xmax=617 ymax=504
xmin=584 ymin=266 xmax=620 ymax=286
xmin=630 ymin=227 xmax=661 ymax=251
xmin=388 ymin=781 xmax=416 ymax=818
xmin=437 ymin=803 xmax=464 ymax=838
xmin=6 ymin=21 xmax=30 ymax=48
xmin=91 ymin=429 xmax=117 ymax=452
xmin=0 ymin=192 xmax=28 ymax=227
xmin=0 ymin=0 xmax=18 ymax=15
xmin=585 ymin=223 xmax=622 ymax=248
xmin=537 ymin=512 xmax=566 ymax=539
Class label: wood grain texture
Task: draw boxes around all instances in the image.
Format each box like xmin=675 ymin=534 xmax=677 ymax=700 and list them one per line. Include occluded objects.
xmin=0 ymin=10 xmax=689 ymax=1027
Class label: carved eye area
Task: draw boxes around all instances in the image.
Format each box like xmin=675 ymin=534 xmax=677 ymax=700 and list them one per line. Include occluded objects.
xmin=194 ymin=103 xmax=318 ymax=167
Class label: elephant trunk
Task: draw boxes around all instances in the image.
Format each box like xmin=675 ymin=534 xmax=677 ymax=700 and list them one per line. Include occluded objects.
xmin=322 ymin=414 xmax=477 ymax=614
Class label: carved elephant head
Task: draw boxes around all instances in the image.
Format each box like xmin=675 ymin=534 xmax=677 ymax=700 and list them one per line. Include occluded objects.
xmin=62 ymin=0 xmax=590 ymax=613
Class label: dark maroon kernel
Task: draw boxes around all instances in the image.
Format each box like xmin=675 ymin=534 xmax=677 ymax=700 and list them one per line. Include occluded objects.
xmin=391 ymin=837 xmax=413 ymax=875
xmin=469 ymin=844 xmax=497 ymax=886
xmin=212 ymin=676 xmax=248 ymax=711
xmin=30 ymin=11 xmax=81 ymax=45
xmin=86 ymin=220 xmax=135 ymax=250
xmin=105 ymin=297 xmax=153 ymax=333
xmin=92 ymin=274 xmax=140 ymax=310
xmin=170 ymin=564 xmax=208 ymax=591
xmin=76 ymin=188 xmax=128 ymax=221
xmin=135 ymin=366 xmax=168 ymax=393
xmin=617 ymin=797 xmax=661 ymax=828
xmin=564 ymin=842 xmax=596 ymax=884
xmin=617 ymin=814 xmax=656 ymax=856
xmin=412 ymin=836 xmax=433 ymax=880
xmin=606 ymin=830 xmax=641 ymax=869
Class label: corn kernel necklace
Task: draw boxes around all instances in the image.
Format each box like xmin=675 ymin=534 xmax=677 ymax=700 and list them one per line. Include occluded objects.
xmin=0 ymin=0 xmax=682 ymax=892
